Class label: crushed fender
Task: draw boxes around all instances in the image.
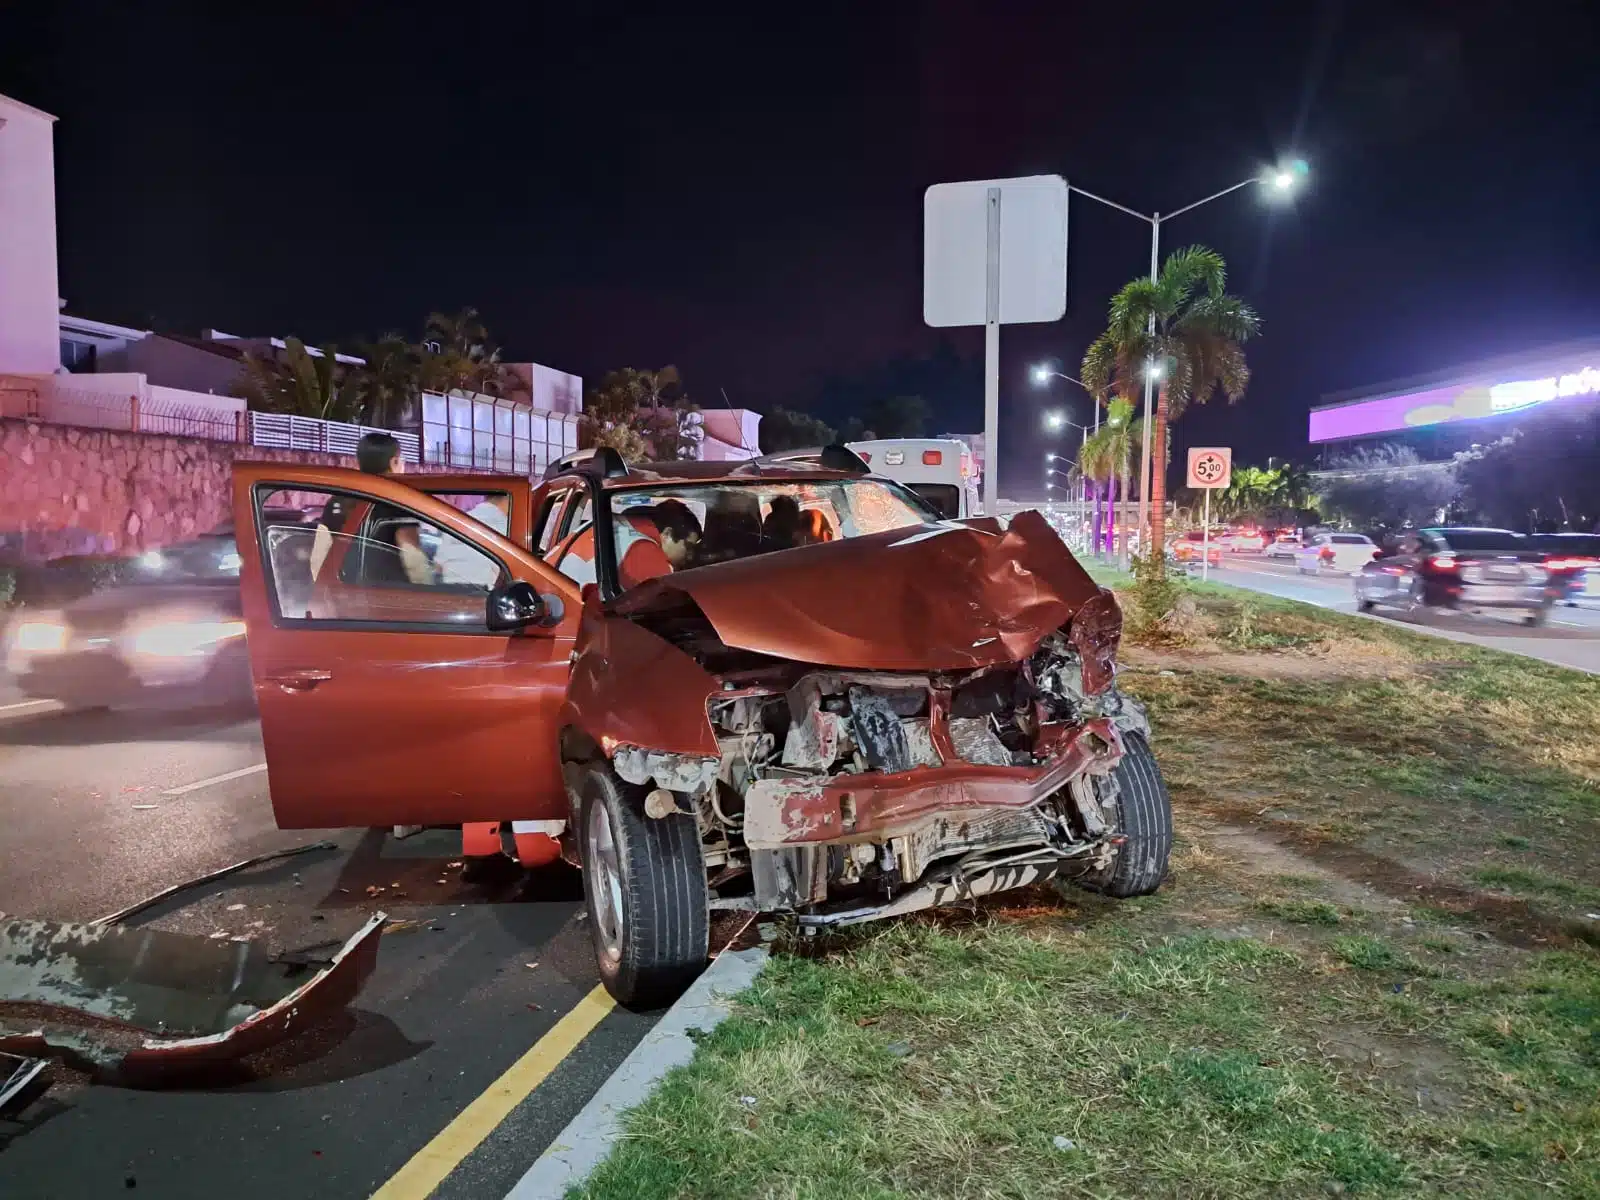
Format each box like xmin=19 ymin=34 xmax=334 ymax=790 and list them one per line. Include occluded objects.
xmin=0 ymin=912 xmax=385 ymax=1078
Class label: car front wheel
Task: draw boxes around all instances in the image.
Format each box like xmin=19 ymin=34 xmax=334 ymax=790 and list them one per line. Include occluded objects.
xmin=577 ymin=764 xmax=709 ymax=1009
xmin=1078 ymin=733 xmax=1173 ymax=898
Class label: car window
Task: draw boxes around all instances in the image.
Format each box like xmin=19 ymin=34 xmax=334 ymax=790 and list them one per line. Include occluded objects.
xmin=1434 ymin=530 xmax=1526 ymax=552
xmin=553 ymin=525 xmax=599 ymax=587
xmin=1533 ymin=534 xmax=1600 ymax=554
xmin=1331 ymin=535 xmax=1370 ymax=545
xmin=258 ymin=486 xmax=507 ymax=629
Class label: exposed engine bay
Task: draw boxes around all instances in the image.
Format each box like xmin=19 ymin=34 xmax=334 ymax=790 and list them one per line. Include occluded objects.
xmin=608 ymin=621 xmax=1152 ymax=926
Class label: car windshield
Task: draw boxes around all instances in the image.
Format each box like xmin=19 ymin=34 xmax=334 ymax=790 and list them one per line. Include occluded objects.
xmin=608 ymin=478 xmax=933 ymax=575
xmin=1434 ymin=530 xmax=1525 ymax=552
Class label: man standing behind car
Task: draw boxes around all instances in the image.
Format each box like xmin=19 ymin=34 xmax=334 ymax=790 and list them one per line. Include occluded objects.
xmin=309 ymin=432 xmax=431 ymax=583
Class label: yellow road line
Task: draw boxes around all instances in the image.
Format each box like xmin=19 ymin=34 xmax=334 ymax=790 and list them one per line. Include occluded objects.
xmin=371 ymin=984 xmax=616 ymax=1200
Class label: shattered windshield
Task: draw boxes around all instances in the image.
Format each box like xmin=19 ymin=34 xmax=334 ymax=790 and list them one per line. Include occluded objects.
xmin=608 ymin=479 xmax=933 ymax=581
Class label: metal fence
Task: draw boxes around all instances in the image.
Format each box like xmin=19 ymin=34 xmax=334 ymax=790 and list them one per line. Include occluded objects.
xmin=249 ymin=412 xmax=421 ymax=463
xmin=0 ymin=379 xmax=249 ymax=442
xmin=1 ymin=378 xmax=583 ymax=478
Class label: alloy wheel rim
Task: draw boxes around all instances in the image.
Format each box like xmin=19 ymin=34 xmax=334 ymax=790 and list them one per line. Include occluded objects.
xmin=586 ymin=799 xmax=625 ymax=963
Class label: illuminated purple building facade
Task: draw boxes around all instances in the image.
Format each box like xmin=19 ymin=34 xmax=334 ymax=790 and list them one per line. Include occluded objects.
xmin=1310 ymin=340 xmax=1600 ymax=462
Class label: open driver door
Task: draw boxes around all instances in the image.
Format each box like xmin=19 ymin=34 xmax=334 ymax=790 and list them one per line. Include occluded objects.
xmin=231 ymin=464 xmax=579 ymax=834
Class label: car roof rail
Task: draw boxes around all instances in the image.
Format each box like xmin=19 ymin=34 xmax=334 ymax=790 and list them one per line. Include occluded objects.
xmin=751 ymin=443 xmax=870 ymax=476
xmin=544 ymin=446 xmax=631 ymax=481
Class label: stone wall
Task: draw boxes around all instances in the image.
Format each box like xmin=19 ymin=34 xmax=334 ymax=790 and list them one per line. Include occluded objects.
xmin=0 ymin=418 xmax=458 ymax=563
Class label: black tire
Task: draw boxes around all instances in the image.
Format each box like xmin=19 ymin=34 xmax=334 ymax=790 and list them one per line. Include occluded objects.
xmin=1357 ymin=598 xmax=1376 ymax=613
xmin=1524 ymin=605 xmax=1550 ymax=628
xmin=1082 ymin=733 xmax=1173 ymax=898
xmin=577 ymin=764 xmax=708 ymax=1009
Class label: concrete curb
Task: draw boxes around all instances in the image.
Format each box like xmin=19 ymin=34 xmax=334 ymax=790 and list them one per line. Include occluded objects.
xmin=503 ymin=947 xmax=769 ymax=1199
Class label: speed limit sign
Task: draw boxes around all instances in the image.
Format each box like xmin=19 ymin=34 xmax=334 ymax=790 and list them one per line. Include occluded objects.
xmin=1186 ymin=447 xmax=1232 ymax=490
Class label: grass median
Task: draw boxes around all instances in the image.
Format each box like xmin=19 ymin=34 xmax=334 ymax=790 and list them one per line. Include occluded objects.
xmin=572 ymin=579 xmax=1600 ymax=1199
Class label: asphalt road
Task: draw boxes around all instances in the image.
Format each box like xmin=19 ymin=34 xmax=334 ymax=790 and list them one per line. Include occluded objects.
xmin=1208 ymin=556 xmax=1600 ymax=674
xmin=0 ymin=701 xmax=668 ymax=1200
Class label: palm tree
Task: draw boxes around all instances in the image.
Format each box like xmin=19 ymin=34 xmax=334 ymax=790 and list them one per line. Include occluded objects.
xmin=234 ymin=337 xmax=357 ymax=423
xmin=347 ymin=333 xmax=422 ymax=429
xmin=1219 ymin=465 xmax=1280 ymax=524
xmin=580 ymin=366 xmax=702 ymax=461
xmin=1077 ymin=423 xmax=1117 ymax=559
xmin=421 ymin=308 xmax=521 ymax=400
xmin=1080 ymin=245 xmax=1260 ymax=572
xmin=1081 ymin=398 xmax=1146 ymax=565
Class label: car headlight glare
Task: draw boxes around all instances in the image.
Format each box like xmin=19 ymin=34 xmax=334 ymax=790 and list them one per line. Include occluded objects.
xmin=129 ymin=619 xmax=247 ymax=658
xmin=12 ymin=619 xmax=67 ymax=654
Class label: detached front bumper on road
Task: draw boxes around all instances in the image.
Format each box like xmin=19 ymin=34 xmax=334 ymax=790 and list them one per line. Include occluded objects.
xmin=0 ymin=912 xmax=385 ymax=1078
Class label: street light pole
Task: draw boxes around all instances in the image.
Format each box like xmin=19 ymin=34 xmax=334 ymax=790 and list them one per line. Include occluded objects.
xmin=1038 ymin=391 xmax=1095 ymax=552
xmin=1067 ymin=162 xmax=1305 ymax=553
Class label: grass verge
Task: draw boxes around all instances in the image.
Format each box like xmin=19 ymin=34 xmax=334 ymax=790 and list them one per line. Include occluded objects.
xmin=571 ymin=579 xmax=1599 ymax=1199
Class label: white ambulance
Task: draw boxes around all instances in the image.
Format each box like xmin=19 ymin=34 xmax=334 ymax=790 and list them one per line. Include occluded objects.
xmin=847 ymin=438 xmax=981 ymax=519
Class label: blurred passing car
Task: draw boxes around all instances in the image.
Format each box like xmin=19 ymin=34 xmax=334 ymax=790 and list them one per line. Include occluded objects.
xmin=1533 ymin=533 xmax=1600 ymax=605
xmin=5 ymin=479 xmax=523 ymax=712
xmin=1218 ymin=527 xmax=1268 ymax=553
xmin=3 ymin=514 xmax=307 ymax=711
xmin=1170 ymin=531 xmax=1222 ymax=567
xmin=1353 ymin=527 xmax=1559 ymax=626
xmin=1295 ymin=531 xmax=1379 ymax=575
xmin=1264 ymin=532 xmax=1301 ymax=560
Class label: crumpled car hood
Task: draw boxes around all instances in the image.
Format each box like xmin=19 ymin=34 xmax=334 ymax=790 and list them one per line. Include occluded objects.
xmin=608 ymin=509 xmax=1102 ymax=671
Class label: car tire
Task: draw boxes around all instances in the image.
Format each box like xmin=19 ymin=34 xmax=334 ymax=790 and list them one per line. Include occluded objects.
xmin=1079 ymin=733 xmax=1173 ymax=898
xmin=1524 ymin=606 xmax=1550 ymax=628
xmin=1357 ymin=598 xmax=1376 ymax=612
xmin=577 ymin=763 xmax=708 ymax=1009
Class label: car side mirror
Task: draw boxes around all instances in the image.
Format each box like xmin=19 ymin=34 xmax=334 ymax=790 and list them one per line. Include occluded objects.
xmin=487 ymin=580 xmax=555 ymax=631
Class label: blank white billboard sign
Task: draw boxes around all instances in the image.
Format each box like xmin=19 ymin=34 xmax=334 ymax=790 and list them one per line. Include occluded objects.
xmin=923 ymin=174 xmax=1069 ymax=328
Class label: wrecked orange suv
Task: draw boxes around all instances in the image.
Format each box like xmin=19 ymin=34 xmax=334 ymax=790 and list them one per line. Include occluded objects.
xmin=232 ymin=447 xmax=1171 ymax=1006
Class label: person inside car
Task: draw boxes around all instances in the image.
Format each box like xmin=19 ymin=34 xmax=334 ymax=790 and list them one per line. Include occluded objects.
xmin=557 ymin=498 xmax=703 ymax=591
xmin=616 ymin=499 xmax=701 ymax=589
xmin=311 ymin=433 xmax=431 ymax=584
xmin=760 ymin=494 xmax=805 ymax=552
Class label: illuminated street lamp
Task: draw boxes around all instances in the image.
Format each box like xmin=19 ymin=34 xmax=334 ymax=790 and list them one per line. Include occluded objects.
xmin=1068 ymin=157 xmax=1308 ymax=544
xmin=1031 ymin=367 xmax=1099 ymax=434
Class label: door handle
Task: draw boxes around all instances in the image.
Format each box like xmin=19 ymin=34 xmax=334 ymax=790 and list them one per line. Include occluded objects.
xmin=266 ymin=669 xmax=333 ymax=692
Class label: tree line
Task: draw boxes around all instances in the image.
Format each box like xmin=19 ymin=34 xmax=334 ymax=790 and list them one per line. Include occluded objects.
xmin=231 ymin=307 xmax=522 ymax=429
xmin=231 ymin=308 xmax=704 ymax=462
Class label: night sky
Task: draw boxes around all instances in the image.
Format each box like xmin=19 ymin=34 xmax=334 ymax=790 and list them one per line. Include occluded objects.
xmin=5 ymin=1 xmax=1598 ymax=494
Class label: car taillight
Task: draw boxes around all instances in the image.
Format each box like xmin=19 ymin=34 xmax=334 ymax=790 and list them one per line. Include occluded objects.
xmin=1427 ymin=554 xmax=1458 ymax=572
xmin=1545 ymin=556 xmax=1597 ymax=571
xmin=857 ymin=452 xmax=870 ymax=463
xmin=922 ymin=450 xmax=942 ymax=465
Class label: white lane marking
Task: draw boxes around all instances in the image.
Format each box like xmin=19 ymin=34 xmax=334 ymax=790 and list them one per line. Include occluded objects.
xmin=162 ymin=762 xmax=267 ymax=796
xmin=0 ymin=698 xmax=66 ymax=719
